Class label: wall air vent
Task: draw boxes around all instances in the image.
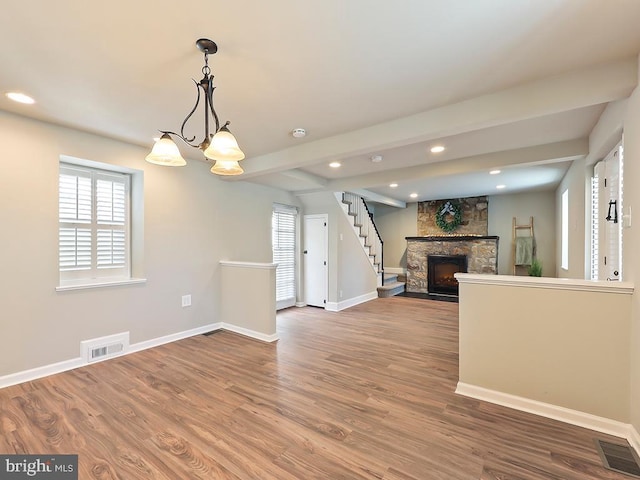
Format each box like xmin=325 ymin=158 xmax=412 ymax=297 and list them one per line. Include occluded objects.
xmin=81 ymin=332 xmax=129 ymax=364
xmin=595 ymin=439 xmax=640 ymax=478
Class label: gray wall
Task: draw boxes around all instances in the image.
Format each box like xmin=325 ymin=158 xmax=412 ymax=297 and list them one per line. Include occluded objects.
xmin=458 ymin=278 xmax=631 ymax=422
xmin=298 ymin=192 xmax=378 ymax=304
xmin=0 ymin=110 xmax=299 ymax=377
xmin=555 ymin=158 xmax=587 ymax=279
xmin=488 ymin=191 xmax=556 ymax=276
xmin=374 ymin=202 xmax=418 ymax=271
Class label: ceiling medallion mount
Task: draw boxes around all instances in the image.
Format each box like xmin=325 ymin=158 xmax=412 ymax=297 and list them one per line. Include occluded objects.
xmin=145 ymin=38 xmax=245 ymax=175
xmin=195 ymin=38 xmax=218 ymax=55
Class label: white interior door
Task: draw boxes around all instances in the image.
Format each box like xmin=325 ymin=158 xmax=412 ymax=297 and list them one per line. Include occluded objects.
xmin=303 ymin=214 xmax=328 ymax=307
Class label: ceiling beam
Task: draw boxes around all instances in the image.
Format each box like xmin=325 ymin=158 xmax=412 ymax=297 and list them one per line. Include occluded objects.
xmin=232 ymin=57 xmax=636 ymax=180
xmin=278 ymin=169 xmax=328 ymax=189
xmin=327 ymin=139 xmax=589 ymax=191
xmin=350 ymin=189 xmax=406 ymax=208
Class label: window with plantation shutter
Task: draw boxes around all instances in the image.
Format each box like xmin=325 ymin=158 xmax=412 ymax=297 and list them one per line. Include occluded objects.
xmin=59 ymin=163 xmax=130 ymax=286
xmin=590 ymin=171 xmax=599 ymax=280
xmin=592 ymin=142 xmax=624 ymax=281
xmin=272 ymin=204 xmax=297 ymax=310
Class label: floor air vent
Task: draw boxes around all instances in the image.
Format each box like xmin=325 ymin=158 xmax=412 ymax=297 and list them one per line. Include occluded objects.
xmin=595 ymin=439 xmax=640 ymax=478
xmin=202 ymin=330 xmax=221 ymax=336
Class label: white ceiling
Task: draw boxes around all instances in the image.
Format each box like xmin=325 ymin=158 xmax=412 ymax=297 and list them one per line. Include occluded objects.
xmin=1 ymin=0 xmax=640 ymax=205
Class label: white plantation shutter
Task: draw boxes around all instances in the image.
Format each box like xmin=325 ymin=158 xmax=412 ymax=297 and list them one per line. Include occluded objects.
xmin=59 ymin=228 xmax=92 ymax=270
xmin=59 ymin=163 xmax=130 ymax=284
xmin=59 ymin=171 xmax=92 ymax=222
xmin=97 ymin=229 xmax=126 ymax=267
xmin=96 ymin=174 xmax=127 ymax=269
xmin=272 ymin=204 xmax=297 ymax=310
xmin=593 ymin=141 xmax=623 ymax=281
xmin=590 ymin=171 xmax=599 ymax=280
xmin=59 ymin=167 xmax=92 ymax=271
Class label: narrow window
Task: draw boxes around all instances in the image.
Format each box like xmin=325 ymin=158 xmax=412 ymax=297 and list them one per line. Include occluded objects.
xmin=272 ymin=204 xmax=298 ymax=310
xmin=561 ymin=189 xmax=569 ymax=270
xmin=590 ymin=172 xmax=599 ymax=280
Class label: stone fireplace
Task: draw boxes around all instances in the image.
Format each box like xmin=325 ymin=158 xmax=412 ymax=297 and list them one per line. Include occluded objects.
xmin=428 ymin=254 xmax=467 ymax=296
xmin=405 ymin=196 xmax=498 ymax=296
xmin=406 ymin=236 xmax=499 ymax=295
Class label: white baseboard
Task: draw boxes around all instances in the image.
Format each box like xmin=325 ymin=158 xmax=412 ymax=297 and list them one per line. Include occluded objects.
xmin=0 ymin=357 xmax=85 ymax=389
xmin=222 ymin=323 xmax=278 ymax=343
xmin=384 ymin=267 xmax=405 ymax=275
xmin=129 ymin=322 xmax=223 ymax=354
xmin=295 ymin=302 xmax=307 ymax=308
xmin=325 ymin=291 xmax=377 ymax=312
xmin=456 ymin=382 xmax=637 ymax=452
xmin=0 ymin=321 xmax=278 ymax=389
xmin=629 ymin=425 xmax=640 ymax=455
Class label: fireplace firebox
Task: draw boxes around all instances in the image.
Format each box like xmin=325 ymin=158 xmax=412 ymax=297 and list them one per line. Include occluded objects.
xmin=427 ymin=254 xmax=467 ymax=296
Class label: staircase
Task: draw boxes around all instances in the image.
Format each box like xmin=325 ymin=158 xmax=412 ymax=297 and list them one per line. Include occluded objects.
xmin=377 ymin=273 xmax=406 ymax=298
xmin=339 ymin=192 xmax=405 ymax=298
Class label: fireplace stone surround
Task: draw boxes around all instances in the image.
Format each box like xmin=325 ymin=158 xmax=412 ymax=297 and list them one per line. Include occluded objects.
xmin=406 ymin=236 xmax=499 ymax=294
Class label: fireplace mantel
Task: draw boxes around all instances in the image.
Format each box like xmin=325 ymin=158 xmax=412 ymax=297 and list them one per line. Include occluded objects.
xmin=405 ymin=236 xmax=499 ymax=242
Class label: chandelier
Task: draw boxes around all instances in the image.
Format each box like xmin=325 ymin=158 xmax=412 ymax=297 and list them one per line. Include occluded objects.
xmin=145 ymin=38 xmax=245 ymax=175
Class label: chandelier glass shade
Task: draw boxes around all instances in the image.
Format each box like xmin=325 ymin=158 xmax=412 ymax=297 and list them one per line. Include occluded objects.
xmin=145 ymin=133 xmax=186 ymax=166
xmin=210 ymin=159 xmax=244 ymax=175
xmin=145 ymin=38 xmax=245 ymax=175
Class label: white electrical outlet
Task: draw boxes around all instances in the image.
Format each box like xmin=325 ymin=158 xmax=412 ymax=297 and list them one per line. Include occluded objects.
xmin=182 ymin=294 xmax=192 ymax=307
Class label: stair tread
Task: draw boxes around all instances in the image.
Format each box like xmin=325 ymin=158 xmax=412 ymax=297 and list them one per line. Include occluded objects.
xmin=376 ymin=281 xmax=405 ymax=298
xmin=378 ymin=281 xmax=405 ymax=290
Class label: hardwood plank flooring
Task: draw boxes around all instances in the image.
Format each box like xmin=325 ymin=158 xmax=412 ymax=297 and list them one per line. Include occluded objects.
xmin=0 ymin=297 xmax=633 ymax=479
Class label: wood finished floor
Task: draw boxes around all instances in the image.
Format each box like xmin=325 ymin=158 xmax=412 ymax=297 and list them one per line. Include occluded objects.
xmin=0 ymin=297 xmax=632 ymax=479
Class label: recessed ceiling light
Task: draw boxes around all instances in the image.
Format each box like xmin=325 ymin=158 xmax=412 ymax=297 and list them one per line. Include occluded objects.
xmin=371 ymin=155 xmax=383 ymax=163
xmin=430 ymin=145 xmax=445 ymax=153
xmin=389 ymin=183 xmax=398 ymax=188
xmin=329 ymin=161 xmax=341 ymax=168
xmin=410 ymin=193 xmax=418 ymax=198
xmin=496 ymin=184 xmax=506 ymax=189
xmin=6 ymin=92 xmax=35 ymax=104
xmin=490 ymin=169 xmax=501 ymax=175
xmin=292 ymin=128 xmax=306 ymax=138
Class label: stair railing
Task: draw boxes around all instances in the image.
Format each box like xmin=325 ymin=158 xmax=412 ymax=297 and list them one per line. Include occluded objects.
xmin=342 ymin=192 xmax=384 ymax=283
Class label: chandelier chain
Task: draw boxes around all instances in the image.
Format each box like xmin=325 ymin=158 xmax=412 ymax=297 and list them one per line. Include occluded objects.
xmin=202 ymin=52 xmax=211 ymax=77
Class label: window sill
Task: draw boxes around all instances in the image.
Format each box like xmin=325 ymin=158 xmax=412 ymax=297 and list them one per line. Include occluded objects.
xmin=56 ymin=278 xmax=147 ymax=292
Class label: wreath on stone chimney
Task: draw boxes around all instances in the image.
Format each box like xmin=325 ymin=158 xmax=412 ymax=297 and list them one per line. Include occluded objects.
xmin=435 ymin=200 xmax=463 ymax=233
